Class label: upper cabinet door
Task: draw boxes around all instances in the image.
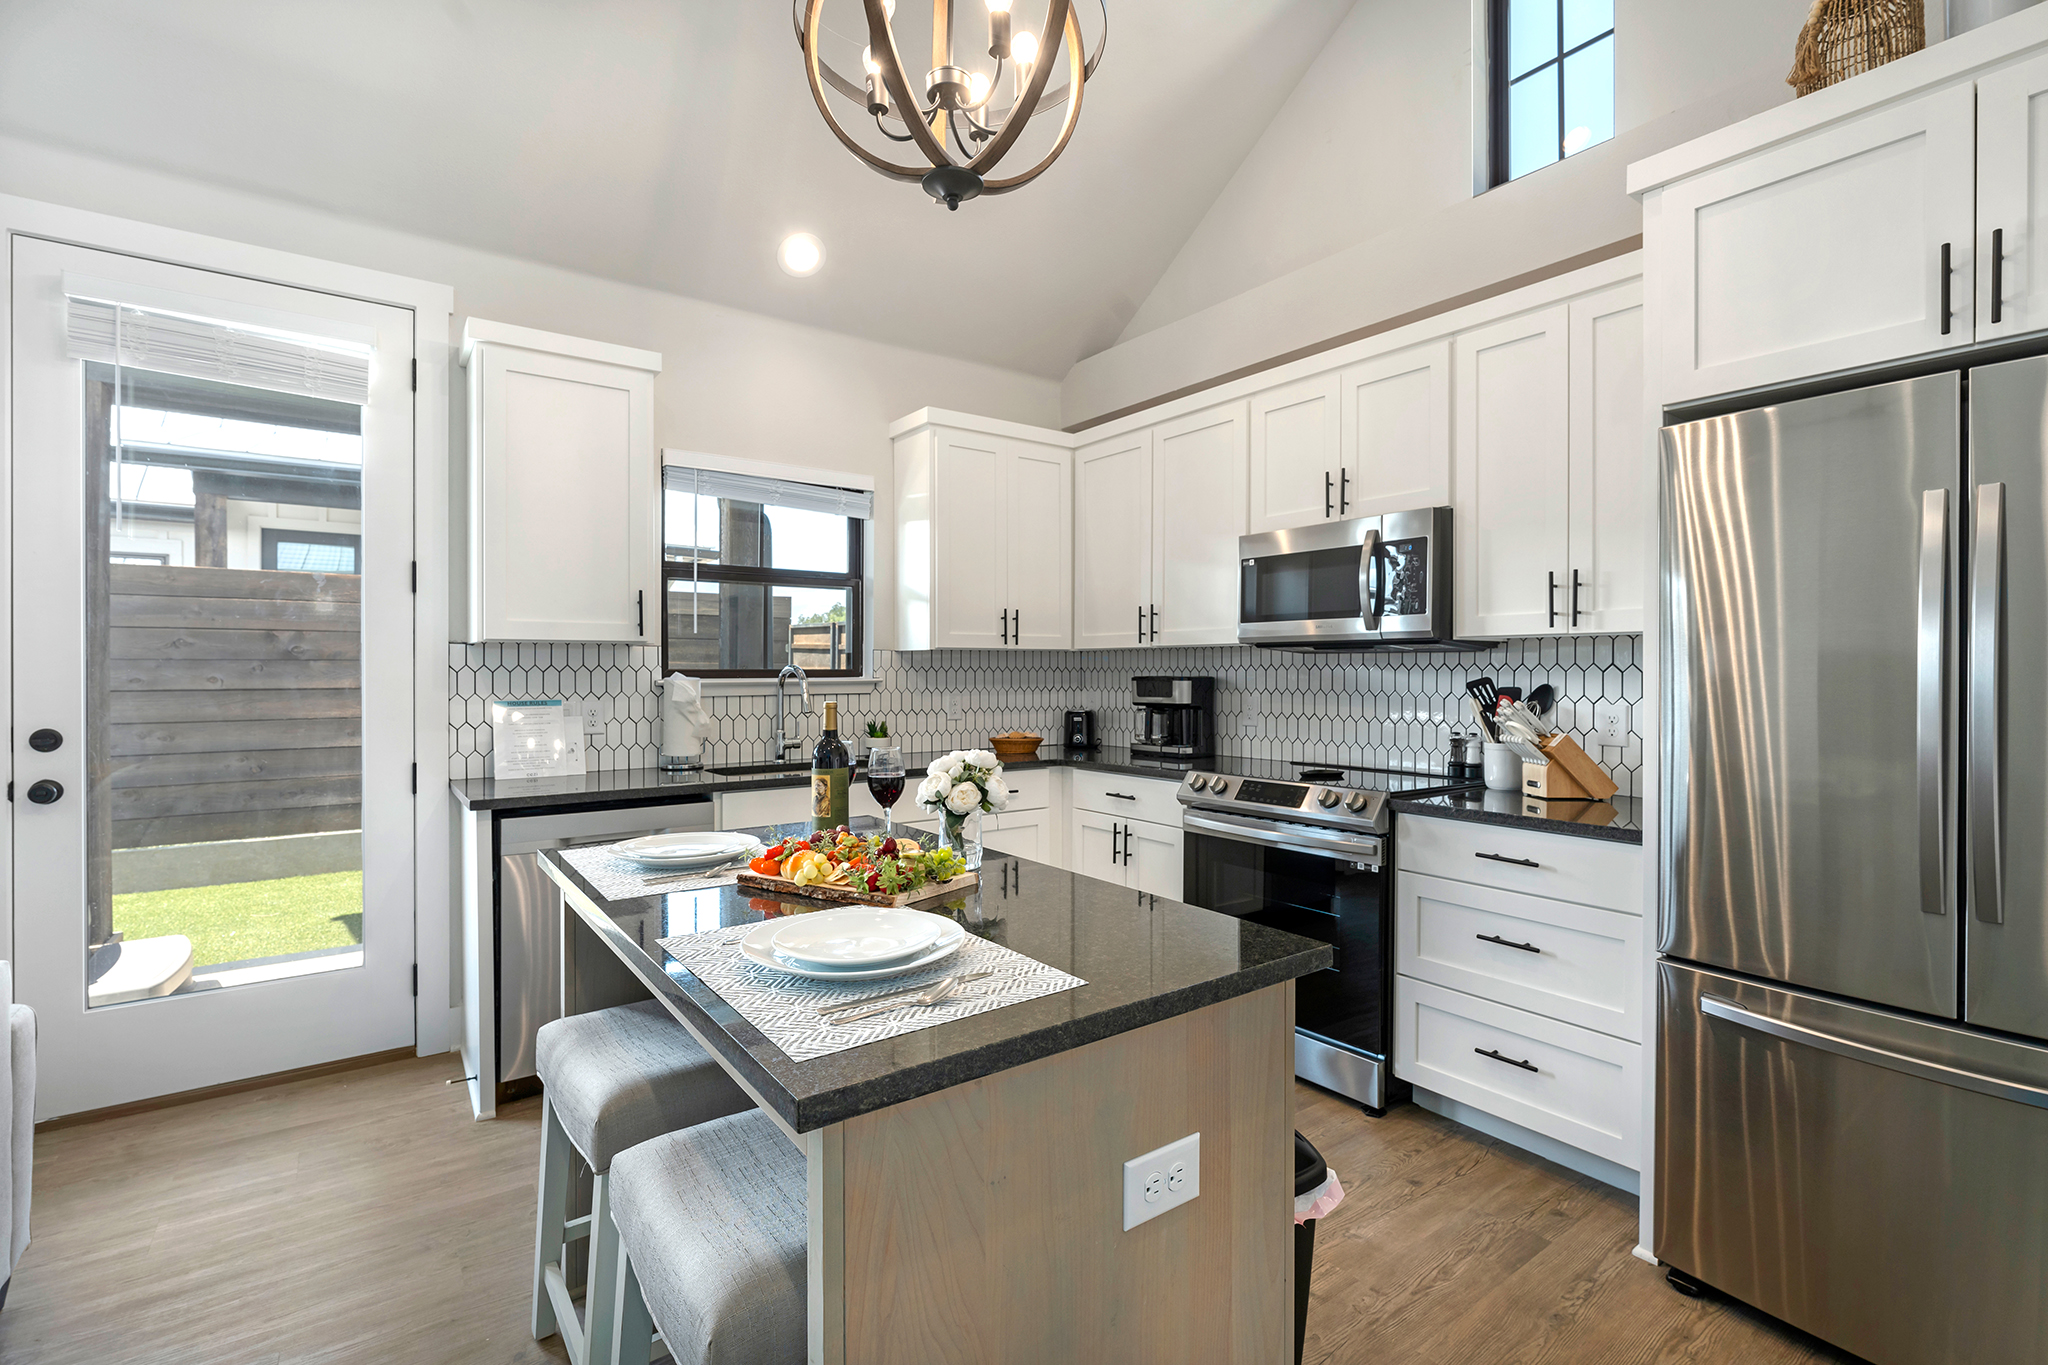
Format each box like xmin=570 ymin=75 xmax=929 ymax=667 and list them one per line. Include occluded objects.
xmin=1002 ymin=440 xmax=1073 ymax=650
xmin=1977 ymin=53 xmax=2048 ymax=342
xmin=1455 ymin=306 xmax=1572 ymax=639
xmin=1567 ymin=283 xmax=1647 ymax=634
xmin=1655 ymin=82 xmax=1977 ymax=403
xmin=931 ymin=429 xmax=1008 ymax=649
xmin=1247 ymin=373 xmax=1342 ymax=532
xmin=1339 ymin=340 xmax=1451 ymax=519
xmin=1152 ymin=401 xmax=1248 ymax=647
xmin=1074 ymin=431 xmax=1152 ymax=649
xmin=472 ymin=343 xmax=656 ymax=643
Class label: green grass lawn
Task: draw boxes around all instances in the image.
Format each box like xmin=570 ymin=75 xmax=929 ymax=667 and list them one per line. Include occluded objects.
xmin=113 ymin=870 xmax=363 ymax=970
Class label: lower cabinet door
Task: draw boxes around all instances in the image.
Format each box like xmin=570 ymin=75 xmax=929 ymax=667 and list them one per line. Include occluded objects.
xmin=1072 ymin=809 xmax=1129 ymax=886
xmin=983 ymin=809 xmax=1050 ymax=864
xmin=1395 ymin=975 xmax=1640 ymax=1169
xmin=716 ymin=785 xmax=813 ymax=831
xmin=1125 ymin=818 xmax=1184 ymax=901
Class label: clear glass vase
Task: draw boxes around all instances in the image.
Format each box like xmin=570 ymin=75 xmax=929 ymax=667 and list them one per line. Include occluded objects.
xmin=941 ymin=807 xmax=983 ymax=872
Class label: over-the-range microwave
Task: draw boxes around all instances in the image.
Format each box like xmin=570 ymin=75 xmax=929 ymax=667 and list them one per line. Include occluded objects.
xmin=1237 ymin=507 xmax=1496 ymax=653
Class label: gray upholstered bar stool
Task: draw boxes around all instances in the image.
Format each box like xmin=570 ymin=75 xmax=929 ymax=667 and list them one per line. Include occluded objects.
xmin=608 ymin=1107 xmax=808 ymax=1365
xmin=533 ymin=1000 xmax=753 ymax=1365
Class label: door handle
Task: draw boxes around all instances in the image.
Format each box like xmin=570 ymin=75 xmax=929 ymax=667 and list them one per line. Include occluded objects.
xmin=1339 ymin=467 xmax=1350 ymax=515
xmin=1475 ymin=851 xmax=1540 ymax=868
xmin=1138 ymin=606 xmax=1144 ymax=644
xmin=1324 ymin=471 xmax=1333 ymax=519
xmin=1111 ymin=822 xmax=1124 ymax=865
xmin=636 ymin=589 xmax=644 ymax=635
xmin=1971 ymin=482 xmax=2005 ymax=923
xmin=1701 ymin=994 xmax=2048 ymax=1110
xmin=1917 ymin=489 xmax=1950 ymax=917
xmin=1992 ymin=227 xmax=2005 ymax=326
xmin=1001 ymin=608 xmax=1009 ymax=645
xmin=26 ymin=780 xmax=63 ymax=805
xmin=1012 ymin=608 xmax=1019 ymax=643
xmin=1941 ymin=241 xmax=1953 ymax=336
xmin=1476 ymin=933 xmax=1541 ymax=954
xmin=1570 ymin=569 xmax=1584 ymax=627
xmin=1149 ymin=604 xmax=1157 ymax=642
xmin=1547 ymin=571 xmax=1559 ymax=628
xmin=1474 ymin=1047 xmax=1538 ymax=1074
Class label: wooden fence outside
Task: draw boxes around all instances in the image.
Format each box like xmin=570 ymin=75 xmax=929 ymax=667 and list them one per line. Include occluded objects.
xmin=106 ymin=565 xmax=362 ymax=850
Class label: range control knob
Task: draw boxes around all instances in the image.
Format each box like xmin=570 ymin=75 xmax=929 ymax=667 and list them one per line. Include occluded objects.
xmin=1346 ymin=791 xmax=1371 ymax=813
xmin=1211 ymin=780 xmax=1230 ymax=797
xmin=1188 ymin=774 xmax=1209 ymax=792
xmin=1317 ymin=789 xmax=1342 ymax=808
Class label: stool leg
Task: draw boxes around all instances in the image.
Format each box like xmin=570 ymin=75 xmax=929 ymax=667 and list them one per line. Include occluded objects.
xmin=610 ymin=1250 xmax=655 ymax=1365
xmin=533 ymin=1095 xmax=573 ymax=1340
xmin=586 ymin=1170 xmax=621 ymax=1365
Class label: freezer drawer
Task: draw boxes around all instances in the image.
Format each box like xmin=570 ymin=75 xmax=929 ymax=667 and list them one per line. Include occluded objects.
xmin=1658 ymin=961 xmax=2048 ymax=1365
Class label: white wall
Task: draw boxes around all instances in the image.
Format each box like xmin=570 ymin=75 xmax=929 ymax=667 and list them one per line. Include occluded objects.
xmin=1061 ymin=0 xmax=1815 ymax=425
xmin=0 ymin=133 xmax=1064 ymax=652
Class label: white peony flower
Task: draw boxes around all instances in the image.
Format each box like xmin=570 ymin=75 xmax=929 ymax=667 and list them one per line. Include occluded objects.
xmin=916 ymin=774 xmax=949 ymax=809
xmin=963 ymin=749 xmax=999 ymax=770
xmin=928 ymin=753 xmax=964 ymax=780
xmin=987 ymin=780 xmax=1011 ymax=811
xmin=945 ymin=781 xmax=981 ymax=815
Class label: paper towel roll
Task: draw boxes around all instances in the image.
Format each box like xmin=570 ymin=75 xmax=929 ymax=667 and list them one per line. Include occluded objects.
xmin=660 ymin=673 xmax=712 ymax=769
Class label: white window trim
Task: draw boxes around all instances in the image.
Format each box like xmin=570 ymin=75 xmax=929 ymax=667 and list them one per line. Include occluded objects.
xmin=661 ymin=447 xmax=875 ymax=492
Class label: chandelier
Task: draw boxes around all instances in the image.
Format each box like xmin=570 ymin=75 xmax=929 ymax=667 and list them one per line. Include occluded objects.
xmin=795 ymin=0 xmax=1107 ymax=210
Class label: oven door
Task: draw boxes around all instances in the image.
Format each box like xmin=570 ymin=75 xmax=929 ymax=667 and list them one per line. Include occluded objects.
xmin=1180 ymin=810 xmax=1389 ymax=1061
xmin=1238 ymin=517 xmax=1381 ymax=647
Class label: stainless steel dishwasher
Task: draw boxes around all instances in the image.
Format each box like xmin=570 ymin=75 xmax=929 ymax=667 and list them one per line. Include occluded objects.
xmin=496 ymin=799 xmax=714 ymax=1099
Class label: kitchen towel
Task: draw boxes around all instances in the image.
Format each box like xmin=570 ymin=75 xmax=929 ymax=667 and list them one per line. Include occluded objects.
xmin=655 ymin=923 xmax=1085 ymax=1062
xmin=560 ymin=843 xmax=754 ymax=900
xmin=659 ymin=673 xmax=712 ymax=769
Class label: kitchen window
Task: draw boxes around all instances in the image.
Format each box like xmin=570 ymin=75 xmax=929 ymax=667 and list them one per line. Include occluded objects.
xmin=661 ymin=462 xmax=870 ymax=677
xmin=1488 ymin=0 xmax=1614 ymax=186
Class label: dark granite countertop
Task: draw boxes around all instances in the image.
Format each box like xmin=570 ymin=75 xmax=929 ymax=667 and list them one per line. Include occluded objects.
xmin=1391 ymin=790 xmax=1644 ymax=845
xmin=541 ymin=819 xmax=1331 ymax=1133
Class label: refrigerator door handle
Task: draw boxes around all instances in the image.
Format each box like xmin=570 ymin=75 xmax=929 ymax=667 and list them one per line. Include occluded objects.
xmin=1700 ymin=994 xmax=2048 ymax=1111
xmin=1918 ymin=489 xmax=1950 ymax=916
xmin=1971 ymin=482 xmax=2006 ymax=924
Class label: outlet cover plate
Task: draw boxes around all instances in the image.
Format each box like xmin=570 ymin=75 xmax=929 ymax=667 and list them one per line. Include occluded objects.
xmin=1593 ymin=699 xmax=1629 ymax=745
xmin=1123 ymin=1132 xmax=1200 ymax=1230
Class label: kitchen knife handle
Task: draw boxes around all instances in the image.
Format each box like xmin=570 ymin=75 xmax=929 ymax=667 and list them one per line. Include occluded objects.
xmin=1971 ymin=483 xmax=2005 ymax=924
xmin=1917 ymin=489 xmax=1950 ymax=918
xmin=1992 ymin=227 xmax=2005 ymax=326
xmin=1941 ymin=241 xmax=1953 ymax=336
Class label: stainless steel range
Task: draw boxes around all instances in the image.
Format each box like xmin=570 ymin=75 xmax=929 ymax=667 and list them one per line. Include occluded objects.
xmin=1176 ymin=763 xmax=1478 ymax=1112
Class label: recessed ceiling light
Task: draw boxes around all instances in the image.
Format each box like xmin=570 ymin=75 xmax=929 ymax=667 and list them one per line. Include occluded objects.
xmin=779 ymin=232 xmax=825 ymax=277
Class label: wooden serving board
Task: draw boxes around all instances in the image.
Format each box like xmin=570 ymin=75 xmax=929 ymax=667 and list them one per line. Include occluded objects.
xmin=735 ymin=869 xmax=979 ymax=907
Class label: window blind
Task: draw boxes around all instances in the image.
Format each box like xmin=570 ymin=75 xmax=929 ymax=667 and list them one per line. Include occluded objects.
xmin=662 ymin=464 xmax=873 ymax=520
xmin=66 ymin=296 xmax=373 ymax=406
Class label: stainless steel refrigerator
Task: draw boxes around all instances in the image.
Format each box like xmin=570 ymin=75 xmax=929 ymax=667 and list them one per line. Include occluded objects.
xmin=1660 ymin=358 xmax=2048 ymax=1365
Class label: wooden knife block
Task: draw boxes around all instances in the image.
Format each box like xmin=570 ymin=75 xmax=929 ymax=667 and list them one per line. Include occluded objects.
xmin=1520 ymin=734 xmax=1619 ymax=802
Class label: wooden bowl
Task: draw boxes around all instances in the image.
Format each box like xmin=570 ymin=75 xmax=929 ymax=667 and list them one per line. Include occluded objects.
xmin=989 ymin=731 xmax=1043 ymax=763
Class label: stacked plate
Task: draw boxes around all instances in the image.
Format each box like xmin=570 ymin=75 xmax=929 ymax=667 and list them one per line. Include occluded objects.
xmin=610 ymin=831 xmax=763 ymax=871
xmin=739 ymin=907 xmax=967 ymax=981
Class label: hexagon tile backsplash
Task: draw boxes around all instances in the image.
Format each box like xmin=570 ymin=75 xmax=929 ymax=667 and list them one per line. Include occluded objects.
xmin=448 ymin=636 xmax=1644 ymax=796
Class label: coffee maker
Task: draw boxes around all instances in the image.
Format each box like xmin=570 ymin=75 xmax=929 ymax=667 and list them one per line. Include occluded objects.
xmin=1132 ymin=677 xmax=1215 ymax=761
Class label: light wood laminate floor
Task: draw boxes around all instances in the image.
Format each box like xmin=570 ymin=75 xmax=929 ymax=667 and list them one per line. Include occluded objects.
xmin=0 ymin=1054 xmax=1865 ymax=1364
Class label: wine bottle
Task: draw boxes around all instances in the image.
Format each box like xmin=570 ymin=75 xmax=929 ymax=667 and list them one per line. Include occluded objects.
xmin=811 ymin=700 xmax=851 ymax=831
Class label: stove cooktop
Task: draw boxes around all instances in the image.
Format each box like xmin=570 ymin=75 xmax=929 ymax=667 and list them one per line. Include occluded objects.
xmin=1175 ymin=763 xmax=1480 ymax=835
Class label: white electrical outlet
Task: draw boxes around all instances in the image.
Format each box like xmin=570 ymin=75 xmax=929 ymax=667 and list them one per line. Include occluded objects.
xmin=1593 ymin=699 xmax=1629 ymax=746
xmin=1123 ymin=1132 xmax=1200 ymax=1230
xmin=944 ymin=692 xmax=966 ymax=724
xmin=579 ymin=697 xmax=608 ymax=735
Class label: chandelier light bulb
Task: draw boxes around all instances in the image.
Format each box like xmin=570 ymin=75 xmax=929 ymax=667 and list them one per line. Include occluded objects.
xmin=968 ymin=70 xmax=991 ymax=104
xmin=862 ymin=45 xmax=880 ymax=76
xmin=985 ymin=0 xmax=1010 ymax=10
xmin=778 ymin=232 xmax=825 ymax=278
xmin=1012 ymin=29 xmax=1038 ymax=66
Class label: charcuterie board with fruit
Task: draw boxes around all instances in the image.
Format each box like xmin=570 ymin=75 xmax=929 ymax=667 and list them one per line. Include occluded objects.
xmin=736 ymin=828 xmax=978 ymax=907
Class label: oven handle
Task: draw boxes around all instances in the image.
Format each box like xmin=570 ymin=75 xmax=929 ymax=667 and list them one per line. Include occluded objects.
xmin=1181 ymin=808 xmax=1382 ymax=865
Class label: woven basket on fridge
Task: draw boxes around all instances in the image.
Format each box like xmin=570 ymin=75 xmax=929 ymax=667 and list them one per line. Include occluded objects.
xmin=1787 ymin=0 xmax=1925 ymax=97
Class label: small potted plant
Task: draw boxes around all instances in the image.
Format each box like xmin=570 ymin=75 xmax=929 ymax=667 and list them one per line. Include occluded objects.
xmin=864 ymin=719 xmax=890 ymax=757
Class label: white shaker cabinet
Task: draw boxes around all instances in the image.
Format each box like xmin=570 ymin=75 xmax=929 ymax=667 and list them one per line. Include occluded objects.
xmin=1650 ymin=82 xmax=1975 ymax=403
xmin=1977 ymin=51 xmax=2048 ymax=342
xmin=1247 ymin=373 xmax=1342 ymax=532
xmin=895 ymin=419 xmax=1073 ymax=651
xmin=1455 ymin=305 xmax=1572 ymax=639
xmin=1338 ymin=340 xmax=1451 ymax=519
xmin=1566 ymin=282 xmax=1647 ymax=634
xmin=1151 ymin=401 xmax=1247 ymax=647
xmin=457 ymin=319 xmax=662 ymax=644
xmin=1073 ymin=430 xmax=1153 ymax=649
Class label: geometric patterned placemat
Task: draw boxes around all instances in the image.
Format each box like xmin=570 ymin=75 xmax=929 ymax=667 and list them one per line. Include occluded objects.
xmin=655 ymin=922 xmax=1085 ymax=1062
xmin=560 ymin=843 xmax=751 ymax=900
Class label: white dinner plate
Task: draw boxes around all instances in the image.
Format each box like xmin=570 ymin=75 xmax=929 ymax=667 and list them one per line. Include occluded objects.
xmin=770 ymin=907 xmax=946 ymax=967
xmin=739 ymin=916 xmax=966 ymax=982
xmin=611 ymin=832 xmax=762 ymax=868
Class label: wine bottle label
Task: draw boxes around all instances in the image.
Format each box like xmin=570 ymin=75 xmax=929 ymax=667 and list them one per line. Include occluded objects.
xmin=812 ymin=768 xmax=850 ymax=828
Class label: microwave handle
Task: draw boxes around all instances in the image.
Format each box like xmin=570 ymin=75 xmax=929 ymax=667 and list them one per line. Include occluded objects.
xmin=1358 ymin=528 xmax=1382 ymax=626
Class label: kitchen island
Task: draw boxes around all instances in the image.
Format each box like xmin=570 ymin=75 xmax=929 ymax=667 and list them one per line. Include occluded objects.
xmin=538 ymin=823 xmax=1330 ymax=1364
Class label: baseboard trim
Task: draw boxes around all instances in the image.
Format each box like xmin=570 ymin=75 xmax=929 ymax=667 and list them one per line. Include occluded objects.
xmin=34 ymin=1046 xmax=423 ymax=1133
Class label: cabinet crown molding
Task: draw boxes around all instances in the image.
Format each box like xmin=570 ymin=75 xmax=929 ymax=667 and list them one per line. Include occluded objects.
xmin=459 ymin=317 xmax=663 ymax=374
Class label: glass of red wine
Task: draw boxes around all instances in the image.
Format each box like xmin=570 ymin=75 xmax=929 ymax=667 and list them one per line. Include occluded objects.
xmin=865 ymin=746 xmax=905 ymax=836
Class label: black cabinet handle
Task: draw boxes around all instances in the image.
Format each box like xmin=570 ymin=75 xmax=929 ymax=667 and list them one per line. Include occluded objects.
xmin=1477 ymin=933 xmax=1541 ymax=954
xmin=1941 ymin=241 xmax=1953 ymax=336
xmin=1476 ymin=852 xmax=1541 ymax=868
xmin=1001 ymin=608 xmax=1010 ymax=645
xmin=1106 ymin=791 xmax=1137 ymax=801
xmin=1149 ymin=604 xmax=1157 ymax=642
xmin=636 ymin=589 xmax=644 ymax=635
xmin=1111 ymin=822 xmax=1123 ymax=865
xmin=1475 ymin=1047 xmax=1539 ymax=1074
xmin=1993 ymin=227 xmax=2005 ymax=326
xmin=1570 ymin=569 xmax=1584 ymax=627
xmin=28 ymin=728 xmax=62 ymax=753
xmin=1324 ymin=471 xmax=1333 ymax=518
xmin=26 ymin=780 xmax=63 ymax=805
xmin=1339 ymin=467 xmax=1350 ymax=515
xmin=1013 ymin=608 xmax=1019 ymax=643
xmin=1547 ymin=571 xmax=1559 ymax=628
xmin=1138 ymin=606 xmax=1145 ymax=644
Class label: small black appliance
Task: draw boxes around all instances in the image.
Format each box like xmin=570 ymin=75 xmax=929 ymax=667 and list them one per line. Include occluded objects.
xmin=1064 ymin=709 xmax=1097 ymax=751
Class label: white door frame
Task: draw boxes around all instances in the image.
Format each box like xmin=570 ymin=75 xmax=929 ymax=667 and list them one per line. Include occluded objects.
xmin=1 ymin=195 xmax=454 ymax=1101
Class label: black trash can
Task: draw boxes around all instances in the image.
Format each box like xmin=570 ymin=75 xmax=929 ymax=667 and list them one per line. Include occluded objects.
xmin=1293 ymin=1132 xmax=1329 ymax=1365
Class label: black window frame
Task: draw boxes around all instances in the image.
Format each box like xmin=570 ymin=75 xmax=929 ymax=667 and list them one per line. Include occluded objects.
xmin=661 ymin=505 xmax=866 ymax=680
xmin=1487 ymin=0 xmax=1616 ymax=189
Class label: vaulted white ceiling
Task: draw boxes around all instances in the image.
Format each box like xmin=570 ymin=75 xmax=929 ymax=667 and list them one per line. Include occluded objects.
xmin=0 ymin=0 xmax=1356 ymax=378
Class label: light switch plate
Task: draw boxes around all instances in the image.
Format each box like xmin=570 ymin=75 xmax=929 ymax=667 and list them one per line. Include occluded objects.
xmin=1593 ymin=700 xmax=1629 ymax=746
xmin=1123 ymin=1132 xmax=1200 ymax=1231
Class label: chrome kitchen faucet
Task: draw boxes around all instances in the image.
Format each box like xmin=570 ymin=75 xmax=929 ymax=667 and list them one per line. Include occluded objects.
xmin=774 ymin=663 xmax=810 ymax=762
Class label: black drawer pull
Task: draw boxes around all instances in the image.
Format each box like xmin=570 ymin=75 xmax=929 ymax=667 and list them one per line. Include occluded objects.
xmin=1475 ymin=1047 xmax=1538 ymax=1073
xmin=1106 ymin=791 xmax=1137 ymax=801
xmin=1477 ymin=933 xmax=1540 ymax=954
xmin=1475 ymin=852 xmax=1540 ymax=869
